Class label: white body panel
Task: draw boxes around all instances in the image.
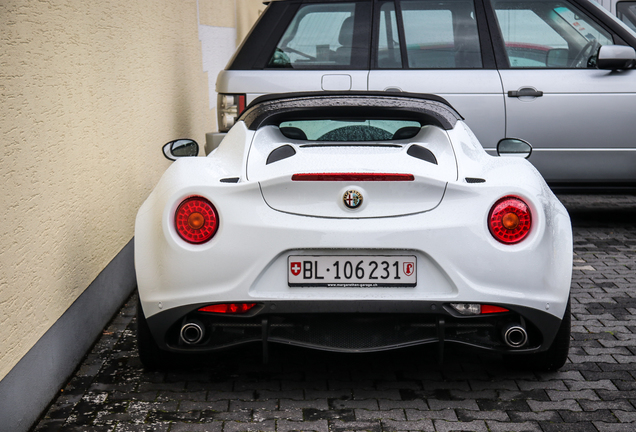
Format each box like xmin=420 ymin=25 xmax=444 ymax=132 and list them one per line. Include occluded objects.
xmin=136 ymin=120 xmax=572 ymax=322
xmin=248 ymin=125 xmax=457 ymax=217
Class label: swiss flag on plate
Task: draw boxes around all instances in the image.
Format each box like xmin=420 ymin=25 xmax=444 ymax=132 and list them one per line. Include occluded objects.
xmin=290 ymin=262 xmax=301 ymax=276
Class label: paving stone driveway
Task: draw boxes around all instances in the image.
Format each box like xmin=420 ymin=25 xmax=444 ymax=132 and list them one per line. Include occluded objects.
xmin=33 ymin=195 xmax=636 ymax=432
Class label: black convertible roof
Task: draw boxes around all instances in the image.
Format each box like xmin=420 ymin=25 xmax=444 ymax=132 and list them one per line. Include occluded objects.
xmin=238 ymin=91 xmax=464 ymax=131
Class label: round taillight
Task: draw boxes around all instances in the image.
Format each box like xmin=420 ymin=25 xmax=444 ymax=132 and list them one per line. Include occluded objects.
xmin=488 ymin=196 xmax=531 ymax=244
xmin=175 ymin=196 xmax=218 ymax=244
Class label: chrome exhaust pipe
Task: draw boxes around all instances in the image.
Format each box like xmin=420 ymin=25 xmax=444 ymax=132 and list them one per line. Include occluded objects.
xmin=180 ymin=320 xmax=205 ymax=345
xmin=502 ymin=323 xmax=528 ymax=348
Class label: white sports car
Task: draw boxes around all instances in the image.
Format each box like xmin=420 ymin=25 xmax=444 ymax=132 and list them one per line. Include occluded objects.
xmin=135 ymin=92 xmax=573 ymax=371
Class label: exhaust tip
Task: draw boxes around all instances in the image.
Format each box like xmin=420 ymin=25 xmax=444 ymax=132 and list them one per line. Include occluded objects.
xmin=180 ymin=321 xmax=204 ymax=345
xmin=502 ymin=323 xmax=528 ymax=348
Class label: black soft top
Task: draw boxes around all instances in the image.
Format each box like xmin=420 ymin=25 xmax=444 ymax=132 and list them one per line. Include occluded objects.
xmin=238 ymin=91 xmax=464 ymax=131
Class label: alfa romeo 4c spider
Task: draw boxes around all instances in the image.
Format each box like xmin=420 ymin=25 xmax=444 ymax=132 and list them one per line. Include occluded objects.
xmin=135 ymin=92 xmax=573 ymax=370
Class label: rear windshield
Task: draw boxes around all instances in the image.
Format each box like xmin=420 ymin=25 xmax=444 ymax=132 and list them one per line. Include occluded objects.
xmin=278 ymin=119 xmax=422 ymax=141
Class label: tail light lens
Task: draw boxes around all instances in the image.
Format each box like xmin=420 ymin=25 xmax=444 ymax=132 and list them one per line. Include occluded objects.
xmin=451 ymin=303 xmax=510 ymax=315
xmin=175 ymin=196 xmax=219 ymax=244
xmin=488 ymin=196 xmax=531 ymax=244
xmin=217 ymin=93 xmax=246 ymax=132
xmin=480 ymin=305 xmax=510 ymax=314
xmin=198 ymin=303 xmax=256 ymax=314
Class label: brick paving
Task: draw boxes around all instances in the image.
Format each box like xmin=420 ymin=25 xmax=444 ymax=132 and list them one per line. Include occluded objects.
xmin=32 ymin=194 xmax=636 ymax=432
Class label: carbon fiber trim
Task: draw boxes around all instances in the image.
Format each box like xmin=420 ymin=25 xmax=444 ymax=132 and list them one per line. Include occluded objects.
xmin=238 ymin=92 xmax=463 ymax=131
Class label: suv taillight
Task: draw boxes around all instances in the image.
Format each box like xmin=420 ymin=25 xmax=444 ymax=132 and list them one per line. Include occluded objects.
xmin=488 ymin=196 xmax=532 ymax=244
xmin=217 ymin=93 xmax=246 ymax=132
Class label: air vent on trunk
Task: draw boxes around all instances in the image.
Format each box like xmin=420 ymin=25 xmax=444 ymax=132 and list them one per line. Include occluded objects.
xmin=266 ymin=145 xmax=296 ymax=165
xmin=407 ymin=145 xmax=437 ymax=165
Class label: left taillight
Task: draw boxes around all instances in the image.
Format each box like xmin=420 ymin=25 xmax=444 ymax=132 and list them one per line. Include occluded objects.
xmin=175 ymin=196 xmax=219 ymax=244
xmin=488 ymin=196 xmax=532 ymax=244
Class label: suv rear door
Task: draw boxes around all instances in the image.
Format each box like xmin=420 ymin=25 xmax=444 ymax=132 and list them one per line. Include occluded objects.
xmin=367 ymin=0 xmax=506 ymax=149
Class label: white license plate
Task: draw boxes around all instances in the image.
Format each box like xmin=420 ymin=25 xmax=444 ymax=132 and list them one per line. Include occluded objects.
xmin=288 ymin=255 xmax=416 ymax=287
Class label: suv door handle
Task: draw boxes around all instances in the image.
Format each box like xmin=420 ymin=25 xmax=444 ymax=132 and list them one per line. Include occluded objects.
xmin=508 ymin=88 xmax=543 ymax=98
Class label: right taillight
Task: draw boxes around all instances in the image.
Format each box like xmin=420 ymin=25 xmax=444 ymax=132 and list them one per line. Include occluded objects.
xmin=488 ymin=196 xmax=531 ymax=244
xmin=217 ymin=93 xmax=246 ymax=132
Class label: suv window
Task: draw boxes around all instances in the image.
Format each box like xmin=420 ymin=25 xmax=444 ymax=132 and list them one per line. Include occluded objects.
xmin=268 ymin=2 xmax=371 ymax=69
xmin=617 ymin=1 xmax=636 ymax=31
xmin=492 ymin=0 xmax=614 ymax=68
xmin=397 ymin=0 xmax=483 ymax=69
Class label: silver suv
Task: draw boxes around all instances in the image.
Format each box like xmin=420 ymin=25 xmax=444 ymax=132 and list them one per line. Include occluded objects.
xmin=214 ymin=0 xmax=636 ymax=188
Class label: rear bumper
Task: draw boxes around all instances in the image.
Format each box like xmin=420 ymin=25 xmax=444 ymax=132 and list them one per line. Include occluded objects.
xmin=145 ymin=300 xmax=563 ymax=355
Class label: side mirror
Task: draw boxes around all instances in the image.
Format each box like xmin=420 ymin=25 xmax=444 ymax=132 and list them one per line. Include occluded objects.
xmin=546 ymin=48 xmax=569 ymax=68
xmin=162 ymin=139 xmax=199 ymax=161
xmin=497 ymin=138 xmax=532 ymax=159
xmin=597 ymin=45 xmax=636 ymax=70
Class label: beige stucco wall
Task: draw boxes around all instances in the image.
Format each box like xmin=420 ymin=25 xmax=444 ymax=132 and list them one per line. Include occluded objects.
xmin=0 ymin=0 xmax=216 ymax=381
xmin=199 ymin=0 xmax=265 ymax=44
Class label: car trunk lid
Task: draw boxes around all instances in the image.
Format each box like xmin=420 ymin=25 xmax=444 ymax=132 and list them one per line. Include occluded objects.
xmin=247 ymin=125 xmax=457 ymax=218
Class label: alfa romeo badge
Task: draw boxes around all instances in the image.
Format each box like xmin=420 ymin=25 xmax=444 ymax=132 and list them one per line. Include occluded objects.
xmin=343 ymin=189 xmax=363 ymax=209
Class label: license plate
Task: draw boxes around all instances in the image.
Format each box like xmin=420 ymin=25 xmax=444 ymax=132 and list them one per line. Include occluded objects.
xmin=288 ymin=255 xmax=416 ymax=287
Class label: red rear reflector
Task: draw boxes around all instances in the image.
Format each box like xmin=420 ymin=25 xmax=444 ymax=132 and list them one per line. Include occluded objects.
xmin=198 ymin=303 xmax=256 ymax=314
xmin=480 ymin=305 xmax=509 ymax=314
xmin=292 ymin=173 xmax=414 ymax=182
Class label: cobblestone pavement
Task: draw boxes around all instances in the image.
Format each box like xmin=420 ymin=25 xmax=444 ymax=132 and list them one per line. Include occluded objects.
xmin=33 ymin=195 xmax=636 ymax=432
